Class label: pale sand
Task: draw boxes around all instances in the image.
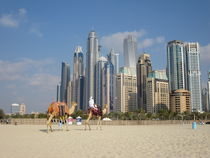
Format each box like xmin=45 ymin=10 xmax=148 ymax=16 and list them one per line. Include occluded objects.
xmin=0 ymin=124 xmax=210 ymax=158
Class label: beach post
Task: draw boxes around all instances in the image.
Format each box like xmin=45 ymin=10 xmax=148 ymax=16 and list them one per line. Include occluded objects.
xmin=192 ymin=109 xmax=197 ymax=129
xmin=192 ymin=121 xmax=197 ymax=129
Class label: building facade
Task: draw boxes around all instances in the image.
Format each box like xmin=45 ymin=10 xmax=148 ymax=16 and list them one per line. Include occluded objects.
xmin=60 ymin=62 xmax=70 ymax=103
xmin=170 ymin=89 xmax=191 ymax=113
xmin=146 ymin=70 xmax=169 ymax=113
xmin=136 ymin=53 xmax=152 ymax=111
xmin=202 ymin=88 xmax=209 ymax=112
xmin=85 ymin=31 xmax=99 ymax=110
xmin=56 ymin=84 xmax=60 ymax=102
xmin=115 ymin=67 xmax=137 ymax=112
xmin=123 ymin=35 xmax=137 ymax=68
xmin=208 ymin=71 xmax=210 ymax=112
xmin=185 ymin=42 xmax=202 ymax=112
xmin=19 ymin=103 xmax=26 ymax=115
xmin=72 ymin=46 xmax=84 ymax=110
xmin=167 ymin=40 xmax=186 ymax=92
xmin=95 ymin=56 xmax=107 ymax=107
xmin=107 ymin=49 xmax=119 ymax=111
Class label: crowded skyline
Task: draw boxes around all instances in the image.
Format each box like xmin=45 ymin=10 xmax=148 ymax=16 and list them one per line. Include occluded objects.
xmin=0 ymin=0 xmax=210 ymax=113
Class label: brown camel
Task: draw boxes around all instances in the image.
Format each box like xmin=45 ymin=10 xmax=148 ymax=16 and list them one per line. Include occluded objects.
xmin=84 ymin=104 xmax=108 ymax=130
xmin=46 ymin=101 xmax=77 ymax=132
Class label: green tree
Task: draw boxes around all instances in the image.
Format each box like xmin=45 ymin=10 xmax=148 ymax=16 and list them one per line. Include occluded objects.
xmin=0 ymin=109 xmax=5 ymax=119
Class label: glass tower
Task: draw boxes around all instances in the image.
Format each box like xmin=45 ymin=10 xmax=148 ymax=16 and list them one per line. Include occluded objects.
xmin=85 ymin=31 xmax=99 ymax=109
xmin=208 ymin=71 xmax=210 ymax=112
xmin=167 ymin=40 xmax=186 ymax=92
xmin=60 ymin=62 xmax=70 ymax=103
xmin=73 ymin=46 xmax=84 ymax=110
xmin=136 ymin=53 xmax=152 ymax=111
xmin=185 ymin=42 xmax=202 ymax=112
xmin=123 ymin=35 xmax=137 ymax=68
xmin=95 ymin=56 xmax=107 ymax=106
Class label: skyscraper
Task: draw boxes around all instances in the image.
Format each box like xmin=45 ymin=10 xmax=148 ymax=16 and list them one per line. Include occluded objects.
xmin=207 ymin=71 xmax=210 ymax=112
xmin=116 ymin=67 xmax=137 ymax=112
xmin=85 ymin=31 xmax=99 ymax=109
xmin=103 ymin=60 xmax=114 ymax=112
xmin=167 ymin=40 xmax=186 ymax=92
xmin=107 ymin=49 xmax=119 ymax=111
xmin=95 ymin=56 xmax=107 ymax=106
xmin=123 ymin=35 xmax=137 ymax=68
xmin=108 ymin=49 xmax=119 ymax=74
xmin=136 ymin=53 xmax=152 ymax=111
xmin=72 ymin=46 xmax=84 ymax=110
xmin=202 ymin=88 xmax=209 ymax=112
xmin=60 ymin=62 xmax=70 ymax=103
xmin=56 ymin=84 xmax=60 ymax=102
xmin=185 ymin=42 xmax=202 ymax=112
xmin=146 ymin=70 xmax=169 ymax=113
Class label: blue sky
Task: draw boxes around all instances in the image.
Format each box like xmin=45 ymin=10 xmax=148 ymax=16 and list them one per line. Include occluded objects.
xmin=0 ymin=0 xmax=210 ymax=113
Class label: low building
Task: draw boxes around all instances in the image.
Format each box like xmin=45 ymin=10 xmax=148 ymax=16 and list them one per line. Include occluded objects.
xmin=170 ymin=89 xmax=191 ymax=113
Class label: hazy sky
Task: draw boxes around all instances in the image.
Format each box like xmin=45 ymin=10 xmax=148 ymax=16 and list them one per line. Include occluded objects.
xmin=0 ymin=0 xmax=210 ymax=113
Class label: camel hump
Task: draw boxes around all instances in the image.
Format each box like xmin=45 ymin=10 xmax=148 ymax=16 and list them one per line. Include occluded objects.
xmin=71 ymin=102 xmax=77 ymax=106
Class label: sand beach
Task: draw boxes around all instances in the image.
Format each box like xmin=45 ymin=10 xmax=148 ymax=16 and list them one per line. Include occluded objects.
xmin=0 ymin=124 xmax=210 ymax=158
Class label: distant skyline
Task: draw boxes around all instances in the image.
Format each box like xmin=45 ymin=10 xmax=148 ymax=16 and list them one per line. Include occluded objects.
xmin=0 ymin=0 xmax=210 ymax=113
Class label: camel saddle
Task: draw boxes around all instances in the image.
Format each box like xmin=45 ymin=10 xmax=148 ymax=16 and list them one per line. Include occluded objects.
xmin=88 ymin=107 xmax=102 ymax=116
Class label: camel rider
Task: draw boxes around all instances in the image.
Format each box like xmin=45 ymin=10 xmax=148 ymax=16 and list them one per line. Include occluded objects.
xmin=89 ymin=96 xmax=97 ymax=109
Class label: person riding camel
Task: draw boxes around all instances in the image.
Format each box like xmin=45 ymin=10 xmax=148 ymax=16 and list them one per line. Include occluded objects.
xmin=89 ymin=96 xmax=97 ymax=110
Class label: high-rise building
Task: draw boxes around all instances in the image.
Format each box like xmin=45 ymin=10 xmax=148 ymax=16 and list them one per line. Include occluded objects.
xmin=56 ymin=84 xmax=60 ymax=102
xmin=72 ymin=46 xmax=84 ymax=110
xmin=167 ymin=40 xmax=186 ymax=92
xmin=19 ymin=103 xmax=26 ymax=115
xmin=60 ymin=62 xmax=70 ymax=103
xmin=170 ymin=89 xmax=191 ymax=113
xmin=208 ymin=71 xmax=210 ymax=112
xmin=202 ymin=88 xmax=209 ymax=112
xmin=11 ymin=103 xmax=26 ymax=115
xmin=95 ymin=56 xmax=107 ymax=106
xmin=11 ymin=103 xmax=19 ymax=114
xmin=85 ymin=31 xmax=99 ymax=110
xmin=103 ymin=61 xmax=114 ymax=113
xmin=136 ymin=53 xmax=152 ymax=111
xmin=116 ymin=67 xmax=137 ymax=112
xmin=67 ymin=81 xmax=72 ymax=107
xmin=123 ymin=35 xmax=137 ymax=68
xmin=78 ymin=75 xmax=85 ymax=110
xmin=185 ymin=42 xmax=202 ymax=112
xmin=108 ymin=49 xmax=119 ymax=74
xmin=107 ymin=49 xmax=119 ymax=112
xmin=146 ymin=70 xmax=169 ymax=113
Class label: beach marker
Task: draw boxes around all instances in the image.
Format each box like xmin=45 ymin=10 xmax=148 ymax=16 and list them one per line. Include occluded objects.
xmin=192 ymin=122 xmax=197 ymax=129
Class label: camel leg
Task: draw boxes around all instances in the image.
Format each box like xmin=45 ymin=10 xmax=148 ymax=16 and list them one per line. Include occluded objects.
xmin=97 ymin=116 xmax=102 ymax=130
xmin=47 ymin=114 xmax=54 ymax=133
xmin=96 ymin=116 xmax=100 ymax=130
xmin=65 ymin=115 xmax=69 ymax=131
xmin=85 ymin=112 xmax=92 ymax=131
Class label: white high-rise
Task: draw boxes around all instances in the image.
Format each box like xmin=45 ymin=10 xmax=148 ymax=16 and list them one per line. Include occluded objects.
xmin=123 ymin=35 xmax=137 ymax=68
xmin=85 ymin=31 xmax=99 ymax=109
xmin=185 ymin=42 xmax=202 ymax=112
xmin=208 ymin=71 xmax=210 ymax=112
